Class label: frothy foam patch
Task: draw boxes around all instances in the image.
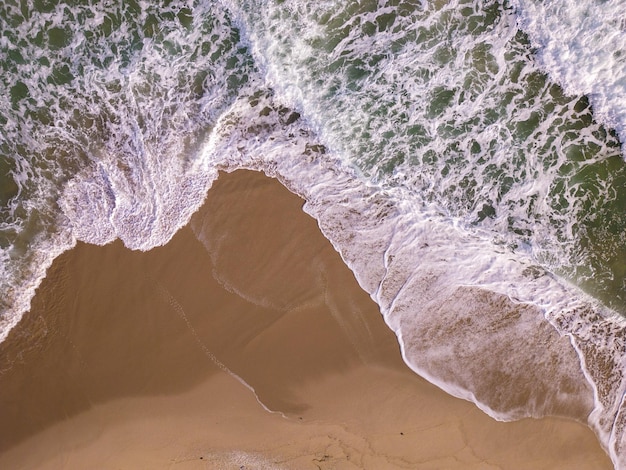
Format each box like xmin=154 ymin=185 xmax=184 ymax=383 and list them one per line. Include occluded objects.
xmin=0 ymin=229 xmax=74 ymax=344
xmin=59 ymin=145 xmax=217 ymax=250
xmin=512 ymin=0 xmax=626 ymax=150
xmin=201 ymin=90 xmax=625 ymax=467
xmin=202 ymin=451 xmax=286 ymax=469
xmin=4 ymin=0 xmax=625 ymax=350
xmin=1 ymin=0 xmax=625 ymax=466
xmin=226 ymin=0 xmax=626 ymax=311
xmin=0 ymin=1 xmax=255 ymax=334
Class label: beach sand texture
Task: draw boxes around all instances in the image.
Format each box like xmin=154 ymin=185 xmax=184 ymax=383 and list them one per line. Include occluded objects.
xmin=0 ymin=170 xmax=611 ymax=469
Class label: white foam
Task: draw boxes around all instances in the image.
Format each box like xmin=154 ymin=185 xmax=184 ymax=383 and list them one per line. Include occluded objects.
xmin=0 ymin=0 xmax=254 ymax=343
xmin=0 ymin=228 xmax=75 ymax=345
xmin=512 ymin=0 xmax=626 ymax=153
xmin=2 ymin=1 xmax=626 ymax=467
xmin=3 ymin=65 xmax=625 ymax=469
xmin=225 ymin=0 xmax=626 ymax=308
xmin=199 ymin=90 xmax=626 ymax=467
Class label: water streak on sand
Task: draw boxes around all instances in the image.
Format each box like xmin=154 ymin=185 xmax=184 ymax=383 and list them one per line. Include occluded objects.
xmin=149 ymin=274 xmax=285 ymax=417
xmin=0 ymin=0 xmax=625 ymax=467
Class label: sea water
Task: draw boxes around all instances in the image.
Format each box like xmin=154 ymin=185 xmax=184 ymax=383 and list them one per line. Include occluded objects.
xmin=1 ymin=0 xmax=626 ymax=467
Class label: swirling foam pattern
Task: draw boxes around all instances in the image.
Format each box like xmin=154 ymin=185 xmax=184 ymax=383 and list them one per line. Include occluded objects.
xmin=1 ymin=0 xmax=626 ymax=466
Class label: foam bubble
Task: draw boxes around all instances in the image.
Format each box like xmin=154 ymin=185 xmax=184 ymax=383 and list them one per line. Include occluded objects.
xmin=0 ymin=1 xmax=255 ymax=336
xmin=200 ymin=90 xmax=626 ymax=467
xmin=227 ymin=0 xmax=626 ymax=310
xmin=512 ymin=0 xmax=626 ymax=151
xmin=2 ymin=1 xmax=626 ymax=466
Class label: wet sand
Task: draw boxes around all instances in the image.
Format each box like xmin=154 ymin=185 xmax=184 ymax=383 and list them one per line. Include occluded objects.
xmin=0 ymin=169 xmax=612 ymax=469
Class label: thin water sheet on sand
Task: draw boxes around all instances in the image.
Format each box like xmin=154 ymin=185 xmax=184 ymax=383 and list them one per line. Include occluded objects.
xmin=0 ymin=170 xmax=611 ymax=469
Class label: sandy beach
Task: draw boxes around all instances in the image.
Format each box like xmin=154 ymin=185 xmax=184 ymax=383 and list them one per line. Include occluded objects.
xmin=0 ymin=169 xmax=611 ymax=469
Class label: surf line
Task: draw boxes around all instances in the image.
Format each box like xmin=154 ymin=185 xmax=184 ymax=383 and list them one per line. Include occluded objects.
xmin=145 ymin=273 xmax=289 ymax=419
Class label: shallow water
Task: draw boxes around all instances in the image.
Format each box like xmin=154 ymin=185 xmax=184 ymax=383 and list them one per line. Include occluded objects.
xmin=1 ymin=0 xmax=626 ymax=467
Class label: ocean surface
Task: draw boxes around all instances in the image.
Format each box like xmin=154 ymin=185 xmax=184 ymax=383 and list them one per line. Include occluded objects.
xmin=1 ymin=0 xmax=625 ymax=466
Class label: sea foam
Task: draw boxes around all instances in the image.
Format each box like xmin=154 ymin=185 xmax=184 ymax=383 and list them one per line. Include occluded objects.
xmin=512 ymin=0 xmax=626 ymax=153
xmin=199 ymin=88 xmax=626 ymax=467
xmin=1 ymin=0 xmax=626 ymax=466
xmin=225 ymin=0 xmax=626 ymax=312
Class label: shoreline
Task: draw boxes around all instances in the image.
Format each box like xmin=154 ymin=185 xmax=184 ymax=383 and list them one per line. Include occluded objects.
xmin=0 ymin=169 xmax=611 ymax=469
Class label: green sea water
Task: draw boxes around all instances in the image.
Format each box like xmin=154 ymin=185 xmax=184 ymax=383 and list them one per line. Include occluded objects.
xmin=2 ymin=1 xmax=626 ymax=466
